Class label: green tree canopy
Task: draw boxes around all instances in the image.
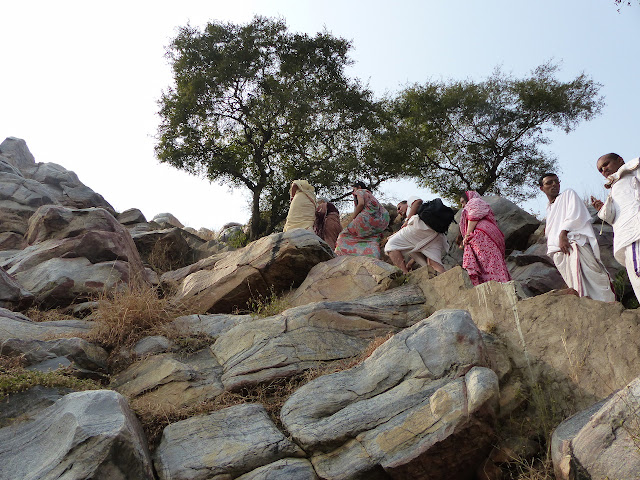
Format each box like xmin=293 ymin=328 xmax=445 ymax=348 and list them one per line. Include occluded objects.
xmin=378 ymin=63 xmax=603 ymax=203
xmin=155 ymin=16 xmax=394 ymax=239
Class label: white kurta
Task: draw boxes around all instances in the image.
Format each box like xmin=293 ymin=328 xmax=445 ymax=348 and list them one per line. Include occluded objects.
xmin=603 ymin=159 xmax=640 ymax=263
xmin=600 ymin=158 xmax=640 ymax=299
xmin=546 ymin=189 xmax=613 ymax=301
xmin=385 ymin=198 xmax=448 ymax=265
xmin=545 ymin=189 xmax=600 ymax=258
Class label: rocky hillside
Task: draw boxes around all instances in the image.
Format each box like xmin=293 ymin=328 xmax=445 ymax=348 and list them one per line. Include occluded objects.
xmin=1 ymin=136 xmax=639 ymax=480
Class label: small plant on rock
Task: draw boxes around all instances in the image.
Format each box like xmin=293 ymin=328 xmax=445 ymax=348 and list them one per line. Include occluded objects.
xmin=0 ymin=355 xmax=101 ymax=398
xmin=245 ymin=286 xmax=293 ymax=318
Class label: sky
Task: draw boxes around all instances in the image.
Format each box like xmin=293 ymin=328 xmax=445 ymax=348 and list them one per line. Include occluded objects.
xmin=2 ymin=1 xmax=639 ymax=230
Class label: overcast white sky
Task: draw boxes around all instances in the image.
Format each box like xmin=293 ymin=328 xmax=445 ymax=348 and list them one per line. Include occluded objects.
xmin=2 ymin=1 xmax=638 ymax=230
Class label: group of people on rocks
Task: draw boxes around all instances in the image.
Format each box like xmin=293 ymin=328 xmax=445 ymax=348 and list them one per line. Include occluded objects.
xmin=283 ymin=151 xmax=640 ymax=300
xmin=541 ymin=153 xmax=640 ymax=303
xmin=283 ymin=178 xmax=510 ymax=286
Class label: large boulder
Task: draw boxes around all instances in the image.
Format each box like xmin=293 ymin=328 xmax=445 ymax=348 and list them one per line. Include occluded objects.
xmin=481 ymin=195 xmax=541 ymax=251
xmin=0 ymin=170 xmax=56 ymax=236
xmin=152 ymin=212 xmax=184 ymax=229
xmin=211 ymin=284 xmax=428 ymax=390
xmin=0 ymin=267 xmax=33 ymax=309
xmin=171 ymin=229 xmax=334 ymax=313
xmin=281 ymin=309 xmax=498 ymax=480
xmin=1 ymin=205 xmax=148 ymax=307
xmin=117 ymin=208 xmax=147 ymax=225
xmin=0 ymin=137 xmax=114 ymax=214
xmin=129 ymin=227 xmax=192 ymax=271
xmin=153 ymin=403 xmax=304 ymax=480
xmin=290 ymin=255 xmax=402 ymax=307
xmin=0 ymin=137 xmax=36 ymax=170
xmin=410 ymin=267 xmax=640 ymax=415
xmin=507 ymin=243 xmax=567 ymax=296
xmin=551 ymin=376 xmax=640 ymax=480
xmin=0 ymin=390 xmax=155 ymax=479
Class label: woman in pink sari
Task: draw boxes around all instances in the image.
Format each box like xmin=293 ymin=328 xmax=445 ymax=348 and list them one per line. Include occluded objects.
xmin=335 ymin=181 xmax=390 ymax=258
xmin=459 ymin=191 xmax=511 ymax=286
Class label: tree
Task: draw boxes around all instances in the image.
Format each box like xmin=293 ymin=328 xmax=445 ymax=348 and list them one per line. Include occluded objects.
xmin=613 ymin=0 xmax=639 ymax=10
xmin=382 ymin=63 xmax=604 ymax=203
xmin=155 ymin=16 xmax=392 ymax=240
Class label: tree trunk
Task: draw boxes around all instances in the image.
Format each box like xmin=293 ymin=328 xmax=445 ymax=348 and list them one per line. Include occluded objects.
xmin=249 ymin=187 xmax=263 ymax=241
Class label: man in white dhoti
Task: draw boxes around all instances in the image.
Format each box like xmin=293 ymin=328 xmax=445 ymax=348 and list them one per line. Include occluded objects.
xmin=591 ymin=153 xmax=640 ymax=300
xmin=384 ymin=196 xmax=448 ymax=274
xmin=540 ymin=173 xmax=614 ymax=301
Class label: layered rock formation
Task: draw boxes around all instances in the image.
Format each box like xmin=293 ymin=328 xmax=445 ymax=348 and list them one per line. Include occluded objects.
xmin=1 ymin=136 xmax=639 ymax=479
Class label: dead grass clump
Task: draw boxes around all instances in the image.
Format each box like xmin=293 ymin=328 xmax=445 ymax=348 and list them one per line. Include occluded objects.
xmin=147 ymin=240 xmax=189 ymax=275
xmin=24 ymin=307 xmax=76 ymax=323
xmin=86 ymin=283 xmax=189 ymax=355
xmin=505 ymin=456 xmax=554 ymax=479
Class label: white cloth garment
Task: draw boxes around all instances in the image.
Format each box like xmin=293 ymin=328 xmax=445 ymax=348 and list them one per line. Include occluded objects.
xmin=621 ymin=240 xmax=640 ymax=300
xmin=599 ymin=158 xmax=640 ymax=265
xmin=546 ymin=188 xmax=613 ymax=301
xmin=545 ymin=189 xmax=600 ymax=258
xmin=385 ymin=199 xmax=448 ymax=265
xmin=552 ymin=243 xmax=614 ymax=302
xmin=599 ymin=159 xmax=640 ymax=300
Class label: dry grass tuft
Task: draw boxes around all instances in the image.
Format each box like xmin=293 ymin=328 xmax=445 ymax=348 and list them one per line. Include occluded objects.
xmin=85 ymin=282 xmax=195 ymax=364
xmin=507 ymin=456 xmax=554 ymax=480
xmin=24 ymin=307 xmax=76 ymax=323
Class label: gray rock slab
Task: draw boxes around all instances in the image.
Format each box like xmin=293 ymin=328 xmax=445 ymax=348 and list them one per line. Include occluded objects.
xmin=132 ymin=335 xmax=174 ymax=356
xmin=0 ymin=336 xmax=108 ymax=371
xmin=154 ymin=403 xmax=304 ymax=480
xmin=0 ymin=385 xmax=73 ymax=428
xmin=111 ymin=350 xmax=224 ymax=410
xmin=0 ymin=307 xmax=92 ymax=341
xmin=211 ymin=285 xmax=427 ymax=391
xmin=281 ymin=309 xmax=498 ymax=479
xmin=171 ymin=312 xmax=254 ymax=338
xmin=552 ymin=376 xmax=640 ymax=480
xmin=0 ymin=390 xmax=155 ymax=479
xmin=236 ymin=458 xmax=319 ymax=480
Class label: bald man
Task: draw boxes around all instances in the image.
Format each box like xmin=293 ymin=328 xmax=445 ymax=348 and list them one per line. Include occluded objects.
xmin=591 ymin=153 xmax=640 ymax=300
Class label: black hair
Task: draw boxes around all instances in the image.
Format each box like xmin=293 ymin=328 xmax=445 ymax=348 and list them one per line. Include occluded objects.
xmin=538 ymin=173 xmax=558 ymax=187
xmin=351 ymin=180 xmax=367 ymax=190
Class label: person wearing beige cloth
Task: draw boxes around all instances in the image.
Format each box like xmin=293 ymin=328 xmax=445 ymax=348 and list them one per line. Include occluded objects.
xmin=283 ymin=179 xmax=316 ymax=232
